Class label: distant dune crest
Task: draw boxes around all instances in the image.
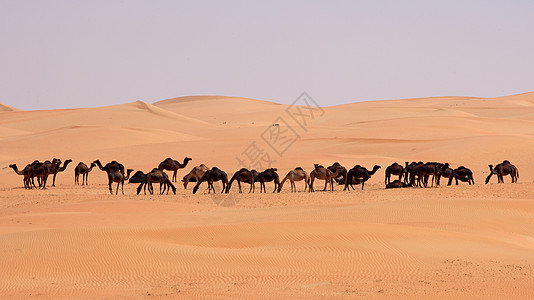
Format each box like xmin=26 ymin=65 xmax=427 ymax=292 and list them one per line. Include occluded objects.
xmin=0 ymin=103 xmax=21 ymax=112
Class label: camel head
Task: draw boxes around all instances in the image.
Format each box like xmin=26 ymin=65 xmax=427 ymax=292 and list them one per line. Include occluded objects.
xmin=370 ymin=165 xmax=381 ymax=175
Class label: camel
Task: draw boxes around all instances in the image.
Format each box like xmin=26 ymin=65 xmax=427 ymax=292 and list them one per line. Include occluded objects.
xmin=182 ymin=164 xmax=209 ymax=189
xmin=437 ymin=163 xmax=454 ymax=186
xmin=30 ymin=160 xmax=51 ymax=189
xmin=93 ymin=160 xmax=130 ymax=194
xmin=158 ymin=157 xmax=192 ymax=182
xmin=404 ymin=161 xmax=424 ymax=186
xmin=74 ymin=162 xmax=96 ymax=185
xmin=277 ymin=167 xmax=308 ymax=192
xmin=386 ymin=180 xmax=410 ymax=189
xmin=107 ymin=169 xmax=133 ymax=195
xmin=193 ymin=167 xmax=228 ymax=194
xmin=47 ymin=159 xmax=72 ymax=186
xmin=258 ymin=168 xmax=280 ymax=193
xmin=415 ymin=162 xmax=440 ymax=188
xmin=226 ymin=168 xmax=258 ymax=193
xmin=385 ymin=162 xmax=404 ymax=184
xmin=328 ymin=162 xmax=347 ymax=186
xmin=309 ymin=164 xmax=343 ymax=192
xmin=9 ymin=163 xmax=35 ymax=189
xmin=134 ymin=169 xmax=176 ymax=195
xmin=453 ymin=166 xmax=475 ymax=185
xmin=485 ymin=160 xmax=519 ymax=184
xmin=344 ymin=165 xmax=381 ymax=191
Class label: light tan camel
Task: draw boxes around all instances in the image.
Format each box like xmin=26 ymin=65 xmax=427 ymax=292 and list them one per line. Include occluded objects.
xmin=278 ymin=167 xmax=308 ymax=192
xmin=182 ymin=164 xmax=209 ymax=189
xmin=309 ymin=164 xmax=342 ymax=192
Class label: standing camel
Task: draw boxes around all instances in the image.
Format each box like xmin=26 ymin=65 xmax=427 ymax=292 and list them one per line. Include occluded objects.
xmin=158 ymin=157 xmax=192 ymax=182
xmin=74 ymin=162 xmax=96 ymax=185
xmin=258 ymin=168 xmax=280 ymax=193
xmin=47 ymin=159 xmax=72 ymax=186
xmin=9 ymin=163 xmax=35 ymax=189
xmin=134 ymin=169 xmax=176 ymax=195
xmin=485 ymin=160 xmax=519 ymax=183
xmin=193 ymin=167 xmax=228 ymax=194
xmin=93 ymin=160 xmax=131 ymax=194
xmin=278 ymin=167 xmax=308 ymax=192
xmin=309 ymin=164 xmax=343 ymax=192
xmin=344 ymin=165 xmax=381 ymax=191
xmin=385 ymin=162 xmax=404 ymax=184
xmin=182 ymin=164 xmax=209 ymax=189
xmin=226 ymin=168 xmax=258 ymax=193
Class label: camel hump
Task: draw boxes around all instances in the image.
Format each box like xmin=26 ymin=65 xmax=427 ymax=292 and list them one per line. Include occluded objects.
xmin=295 ymin=167 xmax=304 ymax=171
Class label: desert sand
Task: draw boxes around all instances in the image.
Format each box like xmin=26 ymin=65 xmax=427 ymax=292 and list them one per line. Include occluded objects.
xmin=0 ymin=93 xmax=533 ymax=298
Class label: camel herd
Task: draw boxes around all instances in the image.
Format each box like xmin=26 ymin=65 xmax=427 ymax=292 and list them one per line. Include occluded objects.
xmin=9 ymin=157 xmax=520 ymax=195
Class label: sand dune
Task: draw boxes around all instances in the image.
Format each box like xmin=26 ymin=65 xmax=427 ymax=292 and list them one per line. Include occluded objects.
xmin=1 ymin=92 xmax=534 ymax=298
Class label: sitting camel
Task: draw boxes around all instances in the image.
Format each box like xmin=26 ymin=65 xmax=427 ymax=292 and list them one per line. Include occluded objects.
xmin=226 ymin=168 xmax=259 ymax=193
xmin=386 ymin=180 xmax=411 ymax=189
xmin=385 ymin=162 xmax=404 ymax=184
xmin=74 ymin=162 xmax=96 ymax=185
xmin=309 ymin=164 xmax=343 ymax=192
xmin=278 ymin=167 xmax=308 ymax=192
xmin=258 ymin=168 xmax=280 ymax=193
xmin=158 ymin=157 xmax=192 ymax=182
xmin=193 ymin=167 xmax=228 ymax=194
xmin=344 ymin=165 xmax=381 ymax=191
xmin=182 ymin=164 xmax=209 ymax=189
xmin=485 ymin=160 xmax=519 ymax=184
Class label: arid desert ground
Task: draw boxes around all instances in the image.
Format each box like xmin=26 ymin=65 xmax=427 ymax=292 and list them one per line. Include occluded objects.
xmin=1 ymin=93 xmax=534 ymax=298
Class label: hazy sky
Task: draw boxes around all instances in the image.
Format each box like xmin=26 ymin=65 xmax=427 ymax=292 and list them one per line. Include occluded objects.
xmin=1 ymin=0 xmax=533 ymax=110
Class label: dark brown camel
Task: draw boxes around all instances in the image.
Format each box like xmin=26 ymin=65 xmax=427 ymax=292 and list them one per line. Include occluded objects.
xmin=107 ymin=169 xmax=133 ymax=195
xmin=9 ymin=163 xmax=35 ymax=189
xmin=385 ymin=162 xmax=404 ymax=184
xmin=309 ymin=164 xmax=343 ymax=192
xmin=386 ymin=180 xmax=411 ymax=189
xmin=193 ymin=167 xmax=228 ymax=194
xmin=74 ymin=162 xmax=96 ymax=185
xmin=485 ymin=160 xmax=519 ymax=184
xmin=30 ymin=161 xmax=51 ymax=189
xmin=344 ymin=165 xmax=381 ymax=191
xmin=453 ymin=166 xmax=474 ymax=185
xmin=258 ymin=168 xmax=280 ymax=193
xmin=158 ymin=157 xmax=192 ymax=182
xmin=134 ymin=169 xmax=176 ymax=195
xmin=328 ymin=162 xmax=347 ymax=186
xmin=278 ymin=167 xmax=308 ymax=192
xmin=226 ymin=168 xmax=259 ymax=193
xmin=47 ymin=159 xmax=72 ymax=186
xmin=415 ymin=162 xmax=440 ymax=188
xmin=182 ymin=164 xmax=209 ymax=189
xmin=93 ymin=160 xmax=130 ymax=194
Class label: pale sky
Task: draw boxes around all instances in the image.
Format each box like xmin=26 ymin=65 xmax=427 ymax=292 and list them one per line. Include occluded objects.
xmin=1 ymin=0 xmax=533 ymax=110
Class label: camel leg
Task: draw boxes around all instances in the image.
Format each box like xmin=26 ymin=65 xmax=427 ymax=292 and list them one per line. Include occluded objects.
xmin=448 ymin=176 xmax=453 ymax=186
xmin=52 ymin=174 xmax=57 ymax=187
xmin=322 ymin=179 xmax=328 ymax=191
xmin=273 ymin=181 xmax=278 ymax=193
